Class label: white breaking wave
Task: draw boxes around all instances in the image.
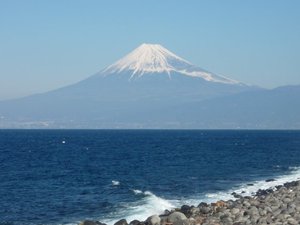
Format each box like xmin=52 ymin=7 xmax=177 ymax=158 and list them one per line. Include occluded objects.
xmin=103 ymin=167 xmax=300 ymax=225
xmin=181 ymin=166 xmax=300 ymax=206
xmin=112 ymin=180 xmax=120 ymax=186
xmin=66 ymin=167 xmax=300 ymax=225
xmin=102 ymin=190 xmax=176 ymax=225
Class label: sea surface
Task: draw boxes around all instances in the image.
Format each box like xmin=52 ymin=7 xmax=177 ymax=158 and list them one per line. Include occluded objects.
xmin=1 ymin=130 xmax=300 ymax=225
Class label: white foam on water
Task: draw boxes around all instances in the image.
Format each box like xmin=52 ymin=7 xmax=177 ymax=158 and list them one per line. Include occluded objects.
xmin=181 ymin=166 xmax=300 ymax=206
xmin=132 ymin=189 xmax=143 ymax=195
xmin=112 ymin=180 xmax=120 ymax=186
xmin=69 ymin=167 xmax=300 ymax=225
xmin=102 ymin=190 xmax=176 ymax=225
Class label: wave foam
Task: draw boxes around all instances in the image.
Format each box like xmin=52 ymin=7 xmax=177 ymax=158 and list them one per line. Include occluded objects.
xmin=112 ymin=180 xmax=120 ymax=186
xmin=132 ymin=189 xmax=143 ymax=195
xmin=102 ymin=190 xmax=175 ymax=225
xmin=182 ymin=166 xmax=300 ymax=206
xmin=84 ymin=167 xmax=300 ymax=225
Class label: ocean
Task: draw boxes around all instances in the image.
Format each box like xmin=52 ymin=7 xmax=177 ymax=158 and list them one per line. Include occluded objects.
xmin=1 ymin=130 xmax=300 ymax=225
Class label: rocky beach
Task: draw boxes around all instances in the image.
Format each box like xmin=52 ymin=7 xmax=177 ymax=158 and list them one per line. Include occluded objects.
xmin=80 ymin=180 xmax=300 ymax=225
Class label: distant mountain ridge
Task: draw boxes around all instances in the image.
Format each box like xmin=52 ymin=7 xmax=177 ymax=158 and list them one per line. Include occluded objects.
xmin=0 ymin=44 xmax=298 ymax=129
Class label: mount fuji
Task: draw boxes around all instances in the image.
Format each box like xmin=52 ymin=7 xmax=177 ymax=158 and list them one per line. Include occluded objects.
xmin=63 ymin=43 xmax=250 ymax=103
xmin=102 ymin=43 xmax=240 ymax=84
xmin=1 ymin=43 xmax=298 ymax=129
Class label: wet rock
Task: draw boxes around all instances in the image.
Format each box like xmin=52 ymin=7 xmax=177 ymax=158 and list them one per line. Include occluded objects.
xmin=161 ymin=209 xmax=171 ymax=216
xmin=231 ymin=192 xmax=243 ymax=199
xmin=146 ymin=215 xmax=160 ymax=225
xmin=180 ymin=205 xmax=191 ymax=216
xmin=256 ymin=189 xmax=268 ymax=197
xmin=284 ymin=181 xmax=299 ymax=188
xmin=114 ymin=219 xmax=128 ymax=225
xmin=129 ymin=220 xmax=140 ymax=225
xmin=265 ymin=179 xmax=276 ymax=182
xmin=197 ymin=202 xmax=208 ymax=208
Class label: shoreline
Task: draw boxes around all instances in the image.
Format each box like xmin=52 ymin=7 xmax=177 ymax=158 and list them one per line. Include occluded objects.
xmin=80 ymin=180 xmax=300 ymax=225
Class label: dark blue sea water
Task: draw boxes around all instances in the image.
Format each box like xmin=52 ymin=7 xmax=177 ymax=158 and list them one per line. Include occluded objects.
xmin=1 ymin=130 xmax=300 ymax=225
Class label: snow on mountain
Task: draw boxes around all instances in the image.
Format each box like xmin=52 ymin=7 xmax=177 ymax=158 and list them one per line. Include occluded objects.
xmin=102 ymin=43 xmax=240 ymax=84
xmin=0 ymin=43 xmax=267 ymax=129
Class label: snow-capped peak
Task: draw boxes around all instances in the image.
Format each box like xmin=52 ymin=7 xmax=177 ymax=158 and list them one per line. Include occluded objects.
xmin=104 ymin=43 xmax=191 ymax=77
xmin=102 ymin=43 xmax=240 ymax=84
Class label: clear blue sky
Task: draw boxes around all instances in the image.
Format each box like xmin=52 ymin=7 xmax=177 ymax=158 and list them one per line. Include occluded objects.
xmin=1 ymin=0 xmax=300 ymax=100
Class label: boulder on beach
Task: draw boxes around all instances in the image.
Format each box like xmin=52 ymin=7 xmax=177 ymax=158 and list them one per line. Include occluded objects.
xmin=88 ymin=180 xmax=300 ymax=225
xmin=167 ymin=212 xmax=187 ymax=223
xmin=129 ymin=220 xmax=140 ymax=225
xmin=114 ymin=219 xmax=128 ymax=225
xmin=197 ymin=202 xmax=208 ymax=208
xmin=146 ymin=215 xmax=161 ymax=225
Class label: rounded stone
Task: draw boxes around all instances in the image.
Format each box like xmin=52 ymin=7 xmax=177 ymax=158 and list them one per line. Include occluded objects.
xmin=199 ymin=206 xmax=211 ymax=214
xmin=129 ymin=220 xmax=140 ymax=225
xmin=287 ymin=218 xmax=298 ymax=225
xmin=146 ymin=215 xmax=161 ymax=225
xmin=190 ymin=207 xmax=200 ymax=215
xmin=114 ymin=219 xmax=128 ymax=225
xmin=181 ymin=205 xmax=191 ymax=215
xmin=168 ymin=212 xmax=187 ymax=223
xmin=231 ymin=208 xmax=240 ymax=215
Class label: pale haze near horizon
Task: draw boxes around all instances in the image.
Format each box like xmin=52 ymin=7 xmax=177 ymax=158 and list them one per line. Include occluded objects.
xmin=0 ymin=0 xmax=300 ymax=100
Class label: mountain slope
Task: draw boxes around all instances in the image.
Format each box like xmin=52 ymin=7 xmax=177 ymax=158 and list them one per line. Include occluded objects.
xmin=0 ymin=43 xmax=268 ymax=128
xmin=101 ymin=43 xmax=240 ymax=84
xmin=143 ymin=85 xmax=300 ymax=129
xmin=0 ymin=84 xmax=298 ymax=129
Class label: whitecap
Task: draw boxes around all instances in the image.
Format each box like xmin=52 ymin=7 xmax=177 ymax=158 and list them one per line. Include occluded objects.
xmin=132 ymin=189 xmax=143 ymax=195
xmin=102 ymin=190 xmax=176 ymax=225
xmin=112 ymin=180 xmax=120 ymax=186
